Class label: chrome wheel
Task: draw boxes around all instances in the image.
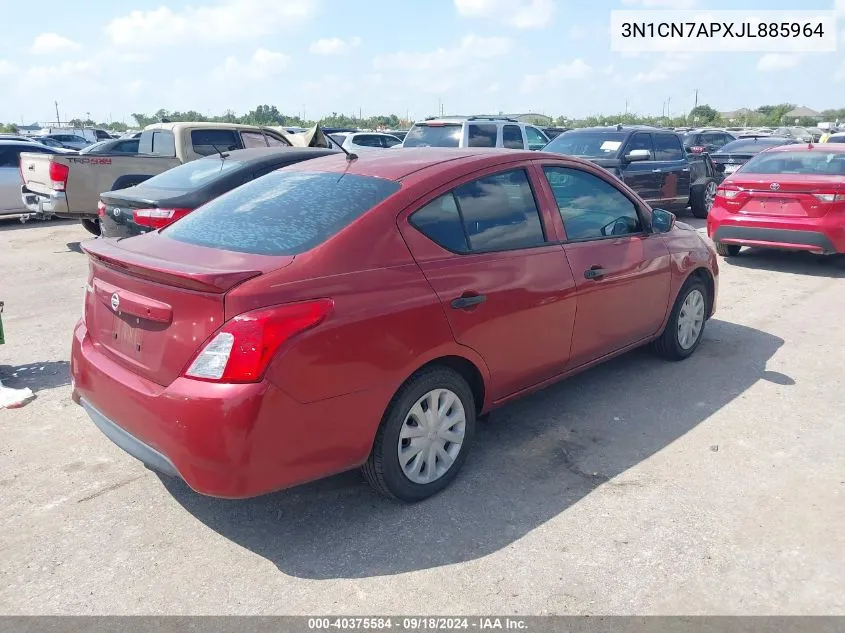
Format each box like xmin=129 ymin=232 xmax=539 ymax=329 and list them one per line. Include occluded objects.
xmin=397 ymin=388 xmax=466 ymax=485
xmin=677 ymin=289 xmax=706 ymax=350
xmin=705 ymin=181 xmax=717 ymax=212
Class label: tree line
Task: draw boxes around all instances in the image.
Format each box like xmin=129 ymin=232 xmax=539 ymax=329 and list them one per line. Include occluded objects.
xmin=3 ymin=102 xmax=843 ymax=135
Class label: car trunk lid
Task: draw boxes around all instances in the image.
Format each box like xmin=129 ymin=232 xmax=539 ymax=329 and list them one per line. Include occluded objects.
xmin=82 ymin=234 xmax=291 ymax=386
xmin=718 ymin=174 xmax=844 ymax=218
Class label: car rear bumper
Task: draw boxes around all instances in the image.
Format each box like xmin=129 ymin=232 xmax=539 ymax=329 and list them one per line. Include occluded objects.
xmin=71 ymin=320 xmax=388 ymax=498
xmin=20 ymin=185 xmax=72 ymax=218
xmin=708 ymin=207 xmax=845 ymax=254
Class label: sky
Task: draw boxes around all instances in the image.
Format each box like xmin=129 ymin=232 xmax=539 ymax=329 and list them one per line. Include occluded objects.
xmin=0 ymin=0 xmax=843 ymax=125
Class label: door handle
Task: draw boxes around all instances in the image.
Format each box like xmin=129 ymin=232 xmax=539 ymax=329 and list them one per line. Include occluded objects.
xmin=681 ymin=168 xmax=690 ymax=172
xmin=584 ymin=266 xmax=608 ymax=280
xmin=451 ymin=294 xmax=486 ymax=310
xmin=652 ymin=169 xmax=662 ymax=173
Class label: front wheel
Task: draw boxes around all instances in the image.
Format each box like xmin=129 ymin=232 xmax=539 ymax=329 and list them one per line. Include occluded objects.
xmin=715 ymin=242 xmax=741 ymax=257
xmin=652 ymin=277 xmax=709 ymax=361
xmin=362 ymin=367 xmax=476 ymax=502
xmin=690 ymin=179 xmax=717 ymax=218
xmin=80 ymin=219 xmax=101 ymax=236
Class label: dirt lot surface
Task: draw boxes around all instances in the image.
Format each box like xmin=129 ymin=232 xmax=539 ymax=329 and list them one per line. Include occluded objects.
xmin=1 ymin=217 xmax=843 ymax=614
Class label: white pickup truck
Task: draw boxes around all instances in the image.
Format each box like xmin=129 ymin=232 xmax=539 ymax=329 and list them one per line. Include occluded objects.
xmin=20 ymin=121 xmax=294 ymax=234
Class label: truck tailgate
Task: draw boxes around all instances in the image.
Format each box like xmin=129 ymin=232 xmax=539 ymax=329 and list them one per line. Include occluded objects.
xmin=19 ymin=152 xmax=62 ymax=197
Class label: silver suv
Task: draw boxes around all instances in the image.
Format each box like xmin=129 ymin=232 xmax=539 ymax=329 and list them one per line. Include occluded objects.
xmin=402 ymin=116 xmax=550 ymax=150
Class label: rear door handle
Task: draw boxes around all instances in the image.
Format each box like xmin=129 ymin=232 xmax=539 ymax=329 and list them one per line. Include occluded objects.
xmin=584 ymin=267 xmax=608 ymax=280
xmin=451 ymin=294 xmax=486 ymax=310
xmin=652 ymin=169 xmax=662 ymax=173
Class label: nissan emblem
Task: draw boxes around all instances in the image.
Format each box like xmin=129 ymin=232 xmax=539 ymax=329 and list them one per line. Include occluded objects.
xmin=111 ymin=293 xmax=120 ymax=312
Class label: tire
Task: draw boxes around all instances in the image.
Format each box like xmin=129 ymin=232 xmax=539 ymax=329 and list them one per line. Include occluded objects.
xmin=80 ymin=219 xmax=101 ymax=236
xmin=652 ymin=277 xmax=709 ymax=361
xmin=362 ymin=366 xmax=476 ymax=502
xmin=715 ymin=242 xmax=741 ymax=257
xmin=690 ymin=179 xmax=717 ymax=219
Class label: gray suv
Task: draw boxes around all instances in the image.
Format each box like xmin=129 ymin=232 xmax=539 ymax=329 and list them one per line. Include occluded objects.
xmin=402 ymin=116 xmax=549 ymax=150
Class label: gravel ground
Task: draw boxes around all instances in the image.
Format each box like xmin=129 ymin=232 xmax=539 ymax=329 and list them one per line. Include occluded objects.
xmin=1 ymin=217 xmax=843 ymax=615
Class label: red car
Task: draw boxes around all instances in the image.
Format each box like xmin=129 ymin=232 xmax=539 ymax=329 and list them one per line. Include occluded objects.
xmin=71 ymin=149 xmax=718 ymax=502
xmin=708 ymin=143 xmax=845 ymax=256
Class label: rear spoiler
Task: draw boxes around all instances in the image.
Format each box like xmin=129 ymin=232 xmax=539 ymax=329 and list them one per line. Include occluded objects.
xmin=82 ymin=238 xmax=260 ymax=293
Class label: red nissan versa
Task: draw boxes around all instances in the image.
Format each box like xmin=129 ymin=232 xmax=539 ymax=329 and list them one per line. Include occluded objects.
xmin=71 ymin=148 xmax=718 ymax=502
xmin=708 ymin=143 xmax=845 ymax=256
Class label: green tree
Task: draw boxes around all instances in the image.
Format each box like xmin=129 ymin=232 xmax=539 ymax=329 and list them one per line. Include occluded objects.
xmin=689 ymin=105 xmax=719 ymax=124
xmin=0 ymin=123 xmax=18 ymax=133
xmin=756 ymin=104 xmax=795 ymax=125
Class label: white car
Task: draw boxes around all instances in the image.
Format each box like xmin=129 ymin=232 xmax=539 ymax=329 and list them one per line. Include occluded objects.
xmin=330 ymin=132 xmax=402 ymax=151
xmin=402 ymin=116 xmax=550 ymax=150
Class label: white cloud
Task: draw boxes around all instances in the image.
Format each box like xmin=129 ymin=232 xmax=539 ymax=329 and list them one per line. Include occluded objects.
xmin=374 ymin=34 xmax=511 ymax=72
xmin=521 ymin=59 xmax=592 ymax=92
xmin=0 ymin=60 xmax=17 ymax=75
xmin=454 ymin=0 xmax=555 ymax=29
xmin=622 ymin=0 xmax=696 ymax=7
xmin=626 ymin=52 xmax=694 ymax=84
xmin=836 ymin=61 xmax=845 ymax=81
xmin=27 ymin=60 xmax=99 ymax=81
xmin=757 ymin=53 xmax=801 ymax=71
xmin=214 ymin=48 xmax=291 ymax=81
xmin=29 ymin=33 xmax=81 ymax=55
xmin=309 ymin=37 xmax=362 ymax=55
xmin=106 ymin=0 xmax=316 ymax=48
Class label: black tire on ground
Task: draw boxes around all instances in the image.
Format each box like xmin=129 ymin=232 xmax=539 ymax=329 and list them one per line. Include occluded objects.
xmin=362 ymin=366 xmax=476 ymax=502
xmin=80 ymin=219 xmax=101 ymax=236
xmin=690 ymin=179 xmax=717 ymax=219
xmin=652 ymin=277 xmax=709 ymax=361
xmin=715 ymin=242 xmax=741 ymax=257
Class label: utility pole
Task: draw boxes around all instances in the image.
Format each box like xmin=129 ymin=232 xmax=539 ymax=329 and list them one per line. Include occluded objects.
xmin=667 ymin=96 xmax=671 ymax=121
xmin=625 ymin=99 xmax=628 ymax=115
xmin=694 ymin=88 xmax=699 ymax=109
xmin=54 ymin=101 xmax=60 ymax=125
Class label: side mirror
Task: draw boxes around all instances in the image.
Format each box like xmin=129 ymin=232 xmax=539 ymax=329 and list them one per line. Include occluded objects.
xmin=624 ymin=148 xmax=651 ymax=162
xmin=650 ymin=208 xmax=676 ymax=233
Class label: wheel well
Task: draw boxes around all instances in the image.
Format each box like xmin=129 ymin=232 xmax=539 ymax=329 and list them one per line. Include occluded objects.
xmin=689 ymin=267 xmax=715 ymax=314
xmin=417 ymin=355 xmax=486 ymax=414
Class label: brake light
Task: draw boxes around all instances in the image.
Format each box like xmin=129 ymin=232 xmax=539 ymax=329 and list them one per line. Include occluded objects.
xmin=690 ymin=146 xmax=705 ymax=154
xmin=49 ymin=162 xmax=69 ymax=191
xmin=716 ymin=185 xmax=741 ymax=199
xmin=132 ymin=207 xmax=192 ymax=229
xmin=812 ymin=193 xmax=845 ymax=202
xmin=97 ymin=200 xmax=106 ymax=218
xmin=184 ymin=299 xmax=334 ymax=383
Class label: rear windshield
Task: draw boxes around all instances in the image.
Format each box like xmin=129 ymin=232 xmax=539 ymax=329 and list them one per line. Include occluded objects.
xmin=828 ymin=136 xmax=845 ymax=144
xmin=544 ymin=131 xmax=626 ymax=158
xmin=163 ymin=171 xmax=401 ymax=255
xmin=717 ymin=138 xmax=797 ymax=154
xmin=403 ymin=124 xmax=462 ymax=148
xmin=139 ymin=157 xmax=244 ymax=190
xmin=741 ymin=151 xmax=845 ymax=175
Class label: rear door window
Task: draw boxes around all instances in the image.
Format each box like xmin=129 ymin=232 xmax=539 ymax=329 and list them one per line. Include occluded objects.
xmin=139 ymin=130 xmax=176 ymax=157
xmin=0 ymin=147 xmax=17 ymax=167
xmin=467 ymin=124 xmax=498 ymax=148
xmin=265 ymin=132 xmax=288 ymax=147
xmin=163 ymin=172 xmax=401 ymax=255
xmin=502 ymin=125 xmax=524 ymax=149
xmin=381 ymin=135 xmax=401 ymax=148
xmin=191 ymin=129 xmax=243 ymax=155
xmin=409 ymin=194 xmax=469 ymax=253
xmin=354 ymin=134 xmax=383 ymax=147
xmin=241 ymin=131 xmax=269 ymax=148
xmin=654 ymin=134 xmax=684 ymax=161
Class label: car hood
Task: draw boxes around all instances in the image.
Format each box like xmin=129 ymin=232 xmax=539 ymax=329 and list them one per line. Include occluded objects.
xmin=675 ymin=220 xmax=697 ymax=231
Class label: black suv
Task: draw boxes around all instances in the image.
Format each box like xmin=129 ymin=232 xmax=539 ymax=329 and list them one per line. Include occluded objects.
xmin=544 ymin=125 xmax=718 ymax=218
xmin=682 ymin=128 xmax=737 ymax=155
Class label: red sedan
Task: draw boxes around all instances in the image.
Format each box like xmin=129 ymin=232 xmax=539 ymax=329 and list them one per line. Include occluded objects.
xmin=71 ymin=149 xmax=718 ymax=502
xmin=708 ymin=143 xmax=845 ymax=256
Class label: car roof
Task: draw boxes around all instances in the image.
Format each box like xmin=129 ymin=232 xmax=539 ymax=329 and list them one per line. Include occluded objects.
xmin=195 ymin=147 xmax=338 ymax=167
xmin=283 ymin=147 xmax=560 ymax=181
xmin=142 ymin=121 xmax=271 ymax=132
xmin=762 ymin=143 xmax=845 ymax=153
xmin=566 ymin=125 xmax=671 ymax=133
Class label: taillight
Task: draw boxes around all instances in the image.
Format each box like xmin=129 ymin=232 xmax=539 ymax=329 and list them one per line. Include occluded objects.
xmin=690 ymin=146 xmax=705 ymax=154
xmin=812 ymin=193 xmax=845 ymax=202
xmin=97 ymin=200 xmax=106 ymax=218
xmin=49 ymin=162 xmax=69 ymax=191
xmin=716 ymin=185 xmax=741 ymax=199
xmin=184 ymin=299 xmax=334 ymax=383
xmin=132 ymin=207 xmax=192 ymax=229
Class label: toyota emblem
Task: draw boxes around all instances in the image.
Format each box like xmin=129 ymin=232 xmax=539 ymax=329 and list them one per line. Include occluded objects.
xmin=770 ymin=183 xmax=781 ymax=191
xmin=111 ymin=293 xmax=120 ymax=312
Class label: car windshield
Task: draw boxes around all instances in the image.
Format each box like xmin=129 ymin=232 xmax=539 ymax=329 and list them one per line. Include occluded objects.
xmin=741 ymin=151 xmax=845 ymax=175
xmin=716 ymin=138 xmax=796 ymax=154
xmin=139 ymin=156 xmax=245 ymax=190
xmin=544 ymin=131 xmax=627 ymax=157
xmin=163 ymin=171 xmax=401 ymax=255
xmin=403 ymin=124 xmax=462 ymax=148
xmin=79 ymin=141 xmax=108 ymax=154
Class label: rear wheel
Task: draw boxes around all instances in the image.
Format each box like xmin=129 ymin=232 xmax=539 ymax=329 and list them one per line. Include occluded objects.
xmin=362 ymin=367 xmax=475 ymax=502
xmin=715 ymin=242 xmax=741 ymax=257
xmin=690 ymin=179 xmax=717 ymax=218
xmin=80 ymin=219 xmax=101 ymax=236
xmin=652 ymin=277 xmax=709 ymax=361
